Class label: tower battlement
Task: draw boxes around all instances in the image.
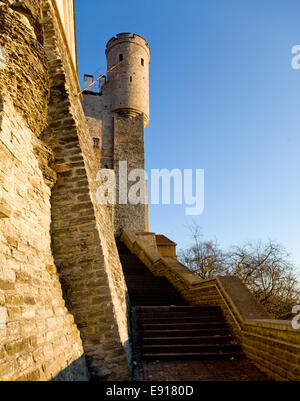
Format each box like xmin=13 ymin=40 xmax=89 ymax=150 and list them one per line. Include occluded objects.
xmin=106 ymin=33 xmax=150 ymax=56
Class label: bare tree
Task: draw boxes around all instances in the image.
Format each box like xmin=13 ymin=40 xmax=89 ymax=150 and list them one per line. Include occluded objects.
xmin=227 ymin=241 xmax=300 ymax=319
xmin=179 ymin=224 xmax=226 ymax=280
xmin=179 ymin=224 xmax=300 ymax=319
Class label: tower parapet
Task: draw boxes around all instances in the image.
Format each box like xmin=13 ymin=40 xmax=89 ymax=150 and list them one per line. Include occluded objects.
xmin=106 ymin=33 xmax=150 ymax=127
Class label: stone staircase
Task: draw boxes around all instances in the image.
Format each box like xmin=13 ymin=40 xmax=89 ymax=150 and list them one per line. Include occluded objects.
xmin=135 ymin=306 xmax=243 ymax=361
xmin=118 ymin=242 xmax=185 ymax=306
xmin=118 ymin=242 xmax=244 ymax=362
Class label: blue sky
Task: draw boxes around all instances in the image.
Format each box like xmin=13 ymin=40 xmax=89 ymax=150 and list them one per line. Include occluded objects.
xmin=75 ymin=0 xmax=300 ymax=272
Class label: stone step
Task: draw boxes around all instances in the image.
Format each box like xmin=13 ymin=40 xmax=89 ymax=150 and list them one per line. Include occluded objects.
xmin=128 ymin=291 xmax=181 ymax=296
xmin=140 ymin=316 xmax=226 ymax=324
xmin=126 ymin=276 xmax=172 ymax=280
xmin=126 ymin=277 xmax=177 ymax=282
xmin=118 ymin=244 xmax=186 ymax=307
xmin=129 ymin=293 xmax=181 ymax=298
xmin=128 ymin=284 xmax=177 ymax=295
xmin=142 ymin=343 xmax=242 ymax=354
xmin=133 ymin=302 xmax=182 ymax=306
xmin=137 ymin=306 xmax=221 ymax=313
xmin=143 ymin=328 xmax=232 ymax=338
xmin=142 ymin=335 xmax=235 ymax=345
xmin=142 ymin=352 xmax=245 ymax=361
xmin=132 ymin=299 xmax=182 ymax=303
xmin=138 ymin=311 xmax=223 ymax=319
xmin=141 ymin=322 xmax=230 ymax=331
xmin=130 ymin=298 xmax=182 ymax=302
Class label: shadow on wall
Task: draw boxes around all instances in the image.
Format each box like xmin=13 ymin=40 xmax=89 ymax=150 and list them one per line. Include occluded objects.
xmin=53 ymin=257 xmax=133 ymax=379
xmin=52 ymin=355 xmax=90 ymax=382
xmin=124 ymin=290 xmax=133 ymax=373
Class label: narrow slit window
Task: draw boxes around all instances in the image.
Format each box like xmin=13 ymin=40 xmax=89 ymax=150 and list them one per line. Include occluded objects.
xmin=92 ymin=138 xmax=100 ymax=149
xmin=141 ymin=58 xmax=144 ymax=66
xmin=130 ymin=76 xmax=133 ymax=82
xmin=119 ymin=54 xmax=123 ymax=62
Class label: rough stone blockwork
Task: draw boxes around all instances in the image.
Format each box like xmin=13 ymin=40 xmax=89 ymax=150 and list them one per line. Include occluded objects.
xmin=114 ymin=115 xmax=147 ymax=234
xmin=42 ymin=1 xmax=130 ymax=380
xmin=241 ymin=321 xmax=300 ymax=381
xmin=82 ymin=91 xmax=114 ymax=170
xmin=0 ymin=0 xmax=88 ymax=381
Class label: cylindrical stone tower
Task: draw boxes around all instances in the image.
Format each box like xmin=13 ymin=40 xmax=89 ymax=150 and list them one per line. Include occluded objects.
xmin=106 ymin=33 xmax=150 ymax=128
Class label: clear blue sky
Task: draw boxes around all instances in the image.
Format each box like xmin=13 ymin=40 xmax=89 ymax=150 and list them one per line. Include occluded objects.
xmin=75 ymin=0 xmax=300 ymax=272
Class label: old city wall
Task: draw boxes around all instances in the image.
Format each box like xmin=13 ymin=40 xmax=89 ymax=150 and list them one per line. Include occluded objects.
xmin=0 ymin=0 xmax=130 ymax=381
xmin=42 ymin=0 xmax=130 ymax=380
xmin=0 ymin=0 xmax=88 ymax=381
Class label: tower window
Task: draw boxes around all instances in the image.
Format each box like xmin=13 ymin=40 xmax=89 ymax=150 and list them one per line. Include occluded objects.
xmin=141 ymin=58 xmax=144 ymax=66
xmin=119 ymin=54 xmax=123 ymax=62
xmin=92 ymin=138 xmax=100 ymax=149
xmin=130 ymin=76 xmax=132 ymax=82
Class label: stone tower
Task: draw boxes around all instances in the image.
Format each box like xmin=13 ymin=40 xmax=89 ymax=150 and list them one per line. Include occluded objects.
xmin=106 ymin=33 xmax=150 ymax=127
xmin=82 ymin=33 xmax=151 ymax=235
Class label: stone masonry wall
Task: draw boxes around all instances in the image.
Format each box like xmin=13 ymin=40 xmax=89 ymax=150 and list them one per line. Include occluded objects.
xmin=82 ymin=91 xmax=148 ymax=235
xmin=42 ymin=0 xmax=130 ymax=380
xmin=0 ymin=0 xmax=89 ymax=381
xmin=113 ymin=114 xmax=147 ymax=235
xmin=82 ymin=89 xmax=114 ymax=169
xmin=241 ymin=320 xmax=300 ymax=381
